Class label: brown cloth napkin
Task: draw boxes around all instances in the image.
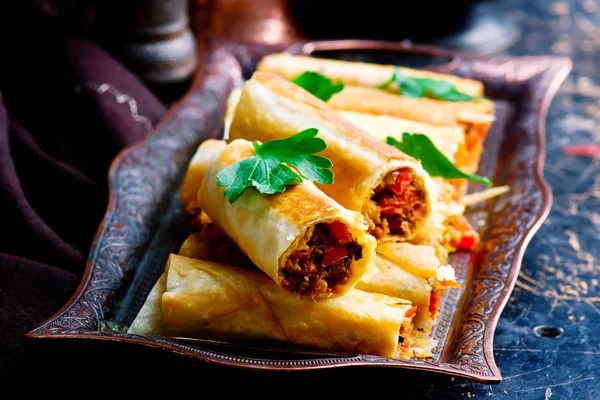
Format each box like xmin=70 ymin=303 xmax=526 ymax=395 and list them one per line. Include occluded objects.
xmin=0 ymin=1 xmax=167 ymax=381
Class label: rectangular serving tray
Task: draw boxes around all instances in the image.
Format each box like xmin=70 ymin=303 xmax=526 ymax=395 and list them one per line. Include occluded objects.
xmin=26 ymin=39 xmax=571 ymax=384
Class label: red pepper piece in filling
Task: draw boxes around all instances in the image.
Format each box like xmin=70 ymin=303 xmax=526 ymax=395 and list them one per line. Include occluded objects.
xmin=322 ymin=246 xmax=348 ymax=266
xmin=379 ymin=191 xmax=420 ymax=215
xmin=389 ymin=169 xmax=413 ymax=195
xmin=378 ymin=170 xmax=416 ymax=215
xmin=327 ymin=221 xmax=352 ymax=244
xmin=405 ymin=306 xmax=417 ymax=320
xmin=380 ymin=200 xmax=403 ymax=215
xmin=457 ymin=234 xmax=477 ymax=251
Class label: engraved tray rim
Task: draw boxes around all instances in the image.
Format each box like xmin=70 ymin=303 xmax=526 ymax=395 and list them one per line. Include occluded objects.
xmin=26 ymin=39 xmax=572 ymax=384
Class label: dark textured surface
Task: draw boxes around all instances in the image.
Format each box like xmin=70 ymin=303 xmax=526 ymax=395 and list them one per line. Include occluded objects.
xmin=479 ymin=0 xmax=600 ymax=398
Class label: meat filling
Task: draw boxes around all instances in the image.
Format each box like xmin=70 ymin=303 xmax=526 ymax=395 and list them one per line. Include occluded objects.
xmin=366 ymin=168 xmax=426 ymax=239
xmin=282 ymin=221 xmax=362 ymax=296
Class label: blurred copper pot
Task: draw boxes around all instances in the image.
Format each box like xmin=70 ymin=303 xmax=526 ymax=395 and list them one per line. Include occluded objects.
xmin=94 ymin=0 xmax=198 ymax=84
xmin=191 ymin=0 xmax=303 ymax=44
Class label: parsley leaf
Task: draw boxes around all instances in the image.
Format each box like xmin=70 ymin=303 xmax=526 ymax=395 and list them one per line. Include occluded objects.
xmin=386 ymin=133 xmax=492 ymax=187
xmin=378 ymin=67 xmax=475 ymax=102
xmin=216 ymin=128 xmax=335 ymax=203
xmin=292 ymin=71 xmax=344 ymax=102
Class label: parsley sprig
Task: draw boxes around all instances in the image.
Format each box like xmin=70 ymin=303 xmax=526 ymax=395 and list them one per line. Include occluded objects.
xmin=387 ymin=133 xmax=492 ymax=186
xmin=378 ymin=67 xmax=475 ymax=102
xmin=292 ymin=71 xmax=344 ymax=102
xmin=216 ymin=128 xmax=334 ymax=203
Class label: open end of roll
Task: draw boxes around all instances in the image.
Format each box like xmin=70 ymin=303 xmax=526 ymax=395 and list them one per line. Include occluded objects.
xmin=365 ymin=167 xmax=427 ymax=240
xmin=282 ymin=221 xmax=363 ymax=296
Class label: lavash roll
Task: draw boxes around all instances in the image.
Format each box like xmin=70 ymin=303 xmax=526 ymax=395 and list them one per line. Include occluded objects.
xmin=160 ymin=255 xmax=417 ymax=359
xmin=257 ymin=53 xmax=484 ymax=97
xmin=228 ymin=71 xmax=435 ymax=241
xmin=198 ymin=139 xmax=376 ymax=298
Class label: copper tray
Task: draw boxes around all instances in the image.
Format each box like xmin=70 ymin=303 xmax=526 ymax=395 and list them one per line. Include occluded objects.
xmin=26 ymin=39 xmax=571 ymax=384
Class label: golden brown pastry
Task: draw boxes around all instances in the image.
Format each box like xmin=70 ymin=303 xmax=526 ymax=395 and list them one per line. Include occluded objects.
xmin=229 ymin=71 xmax=436 ymax=241
xmin=198 ymin=139 xmax=376 ymax=298
xmin=160 ymin=254 xmax=417 ymax=359
xmin=257 ymin=53 xmax=484 ymax=97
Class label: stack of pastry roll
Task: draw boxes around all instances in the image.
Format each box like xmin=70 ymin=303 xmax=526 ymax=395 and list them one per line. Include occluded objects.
xmin=228 ymin=71 xmax=435 ymax=242
xmin=256 ymin=53 xmax=495 ymax=199
xmin=173 ymin=215 xmax=458 ymax=356
xmin=130 ymin=138 xmax=435 ymax=358
xmin=225 ymin=71 xmax=461 ymax=326
xmin=130 ymin=254 xmax=418 ymax=359
xmin=255 ymin=54 xmax=493 ymax=253
xmin=129 ymin=56 xmax=495 ymax=359
xmin=222 ymin=83 xmax=481 ymax=257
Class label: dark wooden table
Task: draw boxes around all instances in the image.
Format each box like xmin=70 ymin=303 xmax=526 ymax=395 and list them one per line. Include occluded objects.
xmin=479 ymin=0 xmax=600 ymax=398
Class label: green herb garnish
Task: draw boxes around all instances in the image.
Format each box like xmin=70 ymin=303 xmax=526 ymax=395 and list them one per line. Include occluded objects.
xmin=217 ymin=128 xmax=334 ymax=203
xmin=387 ymin=133 xmax=492 ymax=186
xmin=292 ymin=71 xmax=344 ymax=102
xmin=378 ymin=67 xmax=475 ymax=102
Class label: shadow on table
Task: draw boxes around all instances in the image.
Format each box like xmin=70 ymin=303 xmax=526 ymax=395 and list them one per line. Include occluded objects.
xmin=10 ymin=338 xmax=471 ymax=396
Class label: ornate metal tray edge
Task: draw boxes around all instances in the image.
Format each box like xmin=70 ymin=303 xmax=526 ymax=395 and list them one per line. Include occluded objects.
xmin=26 ymin=40 xmax=572 ymax=384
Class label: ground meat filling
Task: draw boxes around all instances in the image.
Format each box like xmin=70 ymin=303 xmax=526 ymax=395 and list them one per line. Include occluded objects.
xmin=366 ymin=168 xmax=426 ymax=239
xmin=282 ymin=221 xmax=362 ymax=296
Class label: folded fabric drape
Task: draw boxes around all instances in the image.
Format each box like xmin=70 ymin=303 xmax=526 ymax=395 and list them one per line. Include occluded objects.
xmin=0 ymin=1 xmax=167 ymax=380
